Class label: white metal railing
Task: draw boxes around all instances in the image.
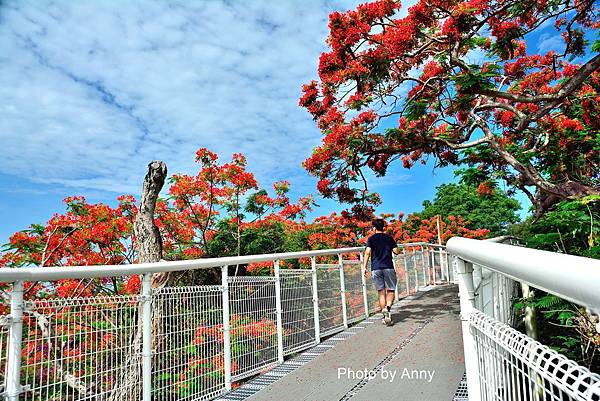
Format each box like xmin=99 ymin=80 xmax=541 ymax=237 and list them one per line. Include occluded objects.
xmin=0 ymin=243 xmax=448 ymax=401
xmin=448 ymin=237 xmax=600 ymax=401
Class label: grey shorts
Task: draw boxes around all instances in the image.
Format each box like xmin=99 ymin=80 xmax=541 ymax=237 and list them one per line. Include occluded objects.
xmin=372 ymin=268 xmax=397 ymax=291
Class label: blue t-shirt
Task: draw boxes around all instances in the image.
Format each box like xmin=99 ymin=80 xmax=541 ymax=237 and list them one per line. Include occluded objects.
xmin=366 ymin=232 xmax=397 ymax=270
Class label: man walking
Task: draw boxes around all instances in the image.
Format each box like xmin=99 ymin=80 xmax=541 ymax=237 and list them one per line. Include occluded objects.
xmin=362 ymin=218 xmax=400 ymax=326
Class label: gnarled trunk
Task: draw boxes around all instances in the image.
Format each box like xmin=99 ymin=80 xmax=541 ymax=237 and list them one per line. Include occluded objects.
xmin=532 ymin=181 xmax=600 ymax=218
xmin=107 ymin=161 xmax=167 ymax=401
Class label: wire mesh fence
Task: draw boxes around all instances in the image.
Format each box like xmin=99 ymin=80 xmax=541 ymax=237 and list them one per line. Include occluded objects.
xmin=393 ymin=253 xmax=409 ymax=299
xmin=450 ymin=236 xmax=600 ymax=401
xmin=279 ymin=269 xmax=315 ymax=356
xmin=0 ymin=314 xmax=8 ymax=396
xmin=470 ymin=311 xmax=600 ymax=401
xmin=416 ymin=251 xmax=429 ymax=288
xmin=405 ymin=253 xmax=419 ymax=295
xmin=152 ymin=286 xmax=224 ymax=401
xmin=431 ymin=250 xmax=443 ymax=283
xmin=0 ymin=244 xmax=456 ymax=400
xmin=20 ymin=295 xmax=142 ymax=401
xmin=366 ymin=277 xmax=380 ymax=313
xmin=228 ymin=276 xmax=278 ymax=381
xmin=316 ymin=265 xmax=345 ymax=336
xmin=473 ymin=267 xmax=516 ymax=326
xmin=342 ymin=261 xmax=365 ymax=323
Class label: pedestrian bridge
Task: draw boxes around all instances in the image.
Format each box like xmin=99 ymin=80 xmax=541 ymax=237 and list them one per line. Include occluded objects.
xmin=221 ymin=285 xmax=464 ymax=401
xmin=0 ymin=238 xmax=599 ymax=401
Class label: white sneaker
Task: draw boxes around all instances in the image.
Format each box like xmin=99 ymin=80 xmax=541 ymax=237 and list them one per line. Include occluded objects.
xmin=383 ymin=308 xmax=392 ymax=326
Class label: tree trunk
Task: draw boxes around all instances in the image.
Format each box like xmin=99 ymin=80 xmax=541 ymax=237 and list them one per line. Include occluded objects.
xmin=482 ymin=122 xmax=599 ymax=217
xmin=108 ymin=161 xmax=167 ymax=401
xmin=520 ymin=283 xmax=538 ymax=340
xmin=532 ymin=181 xmax=600 ymax=218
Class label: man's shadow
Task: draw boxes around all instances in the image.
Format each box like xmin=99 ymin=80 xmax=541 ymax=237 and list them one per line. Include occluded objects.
xmin=391 ymin=286 xmax=459 ymax=324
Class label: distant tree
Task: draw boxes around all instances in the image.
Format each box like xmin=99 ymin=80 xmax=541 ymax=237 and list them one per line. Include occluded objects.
xmin=418 ymin=181 xmax=521 ymax=237
xmin=386 ymin=212 xmax=490 ymax=244
xmin=300 ymin=0 xmax=600 ymax=217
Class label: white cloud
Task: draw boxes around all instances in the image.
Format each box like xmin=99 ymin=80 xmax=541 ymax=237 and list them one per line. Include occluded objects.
xmin=369 ymin=173 xmax=415 ymax=188
xmin=0 ymin=0 xmax=365 ymax=199
xmin=537 ymin=33 xmax=565 ymax=54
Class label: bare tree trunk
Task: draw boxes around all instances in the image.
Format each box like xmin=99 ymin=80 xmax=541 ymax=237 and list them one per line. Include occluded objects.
xmin=135 ymin=161 xmax=166 ymax=261
xmin=135 ymin=160 xmax=171 ymax=288
xmin=521 ymin=282 xmax=544 ymax=400
xmin=521 ymin=283 xmax=538 ymax=340
xmin=108 ymin=161 xmax=167 ymax=401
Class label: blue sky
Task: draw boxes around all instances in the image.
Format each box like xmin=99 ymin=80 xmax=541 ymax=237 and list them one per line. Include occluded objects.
xmin=0 ymin=0 xmax=560 ymax=244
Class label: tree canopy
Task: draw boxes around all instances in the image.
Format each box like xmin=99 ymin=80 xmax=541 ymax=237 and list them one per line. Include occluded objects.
xmin=300 ymin=0 xmax=599 ymax=217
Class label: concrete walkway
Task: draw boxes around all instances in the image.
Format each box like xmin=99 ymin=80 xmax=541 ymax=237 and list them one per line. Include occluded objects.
xmin=221 ymin=285 xmax=465 ymax=401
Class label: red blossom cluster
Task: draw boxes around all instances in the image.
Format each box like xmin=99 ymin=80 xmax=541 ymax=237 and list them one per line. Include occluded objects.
xmin=300 ymin=0 xmax=600 ymax=216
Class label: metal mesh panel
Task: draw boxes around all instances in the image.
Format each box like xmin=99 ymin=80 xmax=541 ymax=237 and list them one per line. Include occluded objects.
xmin=20 ymin=295 xmax=142 ymax=401
xmin=405 ymin=253 xmax=419 ymax=295
xmin=478 ymin=269 xmax=495 ymax=317
xmin=470 ymin=311 xmax=600 ymax=401
xmin=280 ymin=270 xmax=315 ymax=355
xmin=228 ymin=276 xmax=277 ymax=381
xmin=473 ymin=267 xmax=516 ymax=326
xmin=393 ymin=254 xmax=409 ymax=298
xmin=316 ymin=266 xmax=344 ymax=335
xmin=366 ymin=277 xmax=380 ymax=313
xmin=428 ymin=250 xmax=439 ymax=284
xmin=444 ymin=250 xmax=455 ymax=283
xmin=152 ymin=286 xmax=224 ymax=401
xmin=0 ymin=246 xmax=466 ymax=400
xmin=432 ymin=250 xmax=449 ymax=283
xmin=0 ymin=312 xmax=8 ymax=395
xmin=342 ymin=262 xmax=364 ymax=322
xmin=414 ymin=251 xmax=428 ymax=287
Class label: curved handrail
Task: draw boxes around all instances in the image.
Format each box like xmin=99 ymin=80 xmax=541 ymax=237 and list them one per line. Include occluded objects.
xmin=447 ymin=236 xmax=600 ymax=314
xmin=0 ymin=246 xmax=364 ymax=283
xmin=0 ymin=240 xmax=455 ymax=284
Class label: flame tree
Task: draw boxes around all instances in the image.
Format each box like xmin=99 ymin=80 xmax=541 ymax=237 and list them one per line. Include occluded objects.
xmin=300 ymin=0 xmax=599 ymax=217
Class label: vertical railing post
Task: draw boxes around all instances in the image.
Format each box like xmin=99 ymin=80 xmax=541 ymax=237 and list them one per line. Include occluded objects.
xmin=393 ymin=256 xmax=400 ymax=301
xmin=437 ymin=247 xmax=442 ymax=281
xmin=492 ymin=273 xmax=499 ymax=320
xmin=445 ymin=249 xmax=451 ymax=282
xmin=6 ymin=281 xmax=24 ymax=401
xmin=141 ymin=273 xmax=153 ymax=401
xmin=274 ymin=260 xmax=284 ymax=363
xmin=431 ymin=247 xmax=436 ymax=281
xmin=413 ymin=254 xmax=419 ymax=292
xmin=502 ymin=277 xmax=509 ymax=323
xmin=338 ymin=254 xmax=349 ymax=328
xmin=427 ymin=247 xmax=437 ymax=285
xmin=360 ymin=252 xmax=369 ymax=318
xmin=498 ymin=275 xmax=505 ymax=324
xmin=439 ymin=249 xmax=444 ymax=281
xmin=455 ymin=256 xmax=481 ymax=401
xmin=420 ymin=247 xmax=427 ymax=285
xmin=221 ymin=266 xmax=232 ymax=391
xmin=403 ymin=252 xmax=409 ymax=295
xmin=473 ymin=264 xmax=483 ymax=311
xmin=311 ymin=256 xmax=321 ymax=343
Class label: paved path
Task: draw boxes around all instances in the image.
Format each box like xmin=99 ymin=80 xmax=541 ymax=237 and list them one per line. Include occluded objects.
xmin=220 ymin=285 xmax=465 ymax=401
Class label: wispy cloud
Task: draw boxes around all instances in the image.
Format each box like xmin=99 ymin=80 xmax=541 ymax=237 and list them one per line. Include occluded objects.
xmin=0 ymin=0 xmax=365 ymax=199
xmin=537 ymin=33 xmax=565 ymax=54
xmin=369 ymin=174 xmax=415 ymax=188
